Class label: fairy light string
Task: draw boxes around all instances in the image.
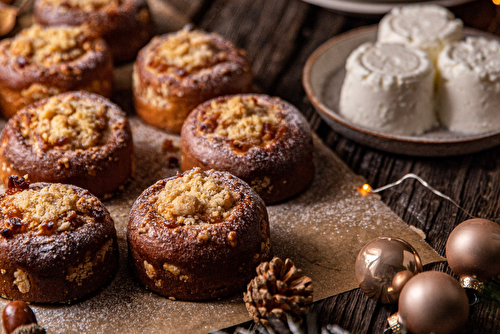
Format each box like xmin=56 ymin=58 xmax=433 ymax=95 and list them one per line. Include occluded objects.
xmin=360 ymin=173 xmax=500 ymax=223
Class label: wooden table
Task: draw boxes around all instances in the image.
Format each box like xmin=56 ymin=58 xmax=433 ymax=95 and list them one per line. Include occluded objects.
xmin=159 ymin=0 xmax=500 ymax=333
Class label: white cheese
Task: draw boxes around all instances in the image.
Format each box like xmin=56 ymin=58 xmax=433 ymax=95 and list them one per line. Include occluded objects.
xmin=339 ymin=42 xmax=436 ymax=135
xmin=437 ymin=37 xmax=500 ymax=134
xmin=378 ymin=5 xmax=463 ymax=65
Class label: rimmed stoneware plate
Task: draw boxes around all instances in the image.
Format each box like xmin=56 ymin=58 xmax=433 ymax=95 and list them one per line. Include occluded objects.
xmin=301 ymin=0 xmax=477 ymax=16
xmin=302 ymin=26 xmax=500 ymax=157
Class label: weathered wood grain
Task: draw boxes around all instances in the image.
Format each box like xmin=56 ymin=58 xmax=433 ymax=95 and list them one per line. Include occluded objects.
xmin=272 ymin=7 xmax=346 ymax=108
xmin=164 ymin=0 xmax=208 ymax=19
xmin=199 ymin=0 xmax=311 ymax=92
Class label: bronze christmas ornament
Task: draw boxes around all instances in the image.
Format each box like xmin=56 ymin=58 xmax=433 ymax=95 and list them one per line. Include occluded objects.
xmin=446 ymin=218 xmax=500 ymax=290
xmin=391 ymin=270 xmax=414 ymax=294
xmin=389 ymin=271 xmax=469 ymax=334
xmin=355 ymin=236 xmax=423 ymax=304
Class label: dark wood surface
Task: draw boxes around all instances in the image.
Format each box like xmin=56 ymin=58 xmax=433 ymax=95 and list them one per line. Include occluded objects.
xmin=163 ymin=0 xmax=500 ymax=333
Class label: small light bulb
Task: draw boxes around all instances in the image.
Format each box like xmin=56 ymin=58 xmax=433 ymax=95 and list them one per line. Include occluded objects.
xmin=359 ymin=184 xmax=372 ymax=196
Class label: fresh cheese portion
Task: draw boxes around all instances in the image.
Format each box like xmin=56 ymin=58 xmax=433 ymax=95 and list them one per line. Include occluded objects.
xmin=378 ymin=5 xmax=463 ymax=64
xmin=437 ymin=37 xmax=500 ymax=134
xmin=339 ymin=42 xmax=436 ymax=135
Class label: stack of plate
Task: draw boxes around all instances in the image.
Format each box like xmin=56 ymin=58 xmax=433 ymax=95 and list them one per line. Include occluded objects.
xmin=301 ymin=0 xmax=477 ymax=15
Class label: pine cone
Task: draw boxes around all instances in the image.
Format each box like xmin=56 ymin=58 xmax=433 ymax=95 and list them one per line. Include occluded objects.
xmin=12 ymin=324 xmax=46 ymax=334
xmin=244 ymin=257 xmax=313 ymax=327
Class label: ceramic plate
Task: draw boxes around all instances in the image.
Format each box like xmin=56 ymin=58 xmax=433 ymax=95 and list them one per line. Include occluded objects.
xmin=301 ymin=0 xmax=477 ymax=15
xmin=302 ymin=26 xmax=500 ymax=156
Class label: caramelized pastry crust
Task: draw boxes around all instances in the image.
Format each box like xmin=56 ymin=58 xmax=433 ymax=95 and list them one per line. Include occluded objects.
xmin=181 ymin=94 xmax=315 ymax=204
xmin=34 ymin=0 xmax=154 ymax=63
xmin=0 ymin=177 xmax=119 ymax=303
xmin=127 ymin=168 xmax=272 ymax=300
xmin=0 ymin=25 xmax=113 ymax=119
xmin=133 ymin=26 xmax=253 ymax=133
xmin=0 ymin=91 xmax=133 ymax=199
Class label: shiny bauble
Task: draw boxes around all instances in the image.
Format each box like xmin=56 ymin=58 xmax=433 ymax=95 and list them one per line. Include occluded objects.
xmin=391 ymin=270 xmax=414 ymax=294
xmin=446 ymin=218 xmax=500 ymax=289
xmin=355 ymin=236 xmax=423 ymax=304
xmin=398 ymin=271 xmax=469 ymax=334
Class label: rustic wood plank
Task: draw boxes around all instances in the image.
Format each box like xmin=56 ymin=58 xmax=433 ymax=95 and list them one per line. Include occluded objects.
xmin=272 ymin=7 xmax=346 ymax=108
xmin=451 ymin=0 xmax=496 ymax=32
xmin=160 ymin=0 xmax=209 ymax=20
xmin=198 ymin=0 xmax=311 ymax=92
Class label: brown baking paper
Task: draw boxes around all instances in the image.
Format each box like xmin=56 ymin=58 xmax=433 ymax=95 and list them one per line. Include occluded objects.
xmin=0 ymin=117 xmax=443 ymax=333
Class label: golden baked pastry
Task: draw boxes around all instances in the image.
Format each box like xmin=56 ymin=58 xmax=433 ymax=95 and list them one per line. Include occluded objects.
xmin=133 ymin=26 xmax=253 ymax=133
xmin=127 ymin=168 xmax=272 ymax=301
xmin=0 ymin=177 xmax=119 ymax=303
xmin=0 ymin=91 xmax=133 ymax=199
xmin=34 ymin=0 xmax=154 ymax=63
xmin=181 ymin=94 xmax=315 ymax=204
xmin=0 ymin=24 xmax=113 ymax=119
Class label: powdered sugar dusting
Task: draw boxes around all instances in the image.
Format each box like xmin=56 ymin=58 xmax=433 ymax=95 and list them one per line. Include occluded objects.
xmin=0 ymin=117 xmax=442 ymax=333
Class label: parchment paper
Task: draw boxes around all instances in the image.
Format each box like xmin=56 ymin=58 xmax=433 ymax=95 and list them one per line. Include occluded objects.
xmin=0 ymin=116 xmax=443 ymax=333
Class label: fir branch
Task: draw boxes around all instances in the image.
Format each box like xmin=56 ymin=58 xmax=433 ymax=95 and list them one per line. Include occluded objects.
xmin=479 ymin=276 xmax=500 ymax=309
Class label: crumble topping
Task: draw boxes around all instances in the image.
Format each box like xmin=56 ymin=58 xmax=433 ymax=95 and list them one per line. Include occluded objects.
xmin=152 ymin=168 xmax=235 ymax=226
xmin=41 ymin=0 xmax=122 ymax=12
xmin=144 ymin=260 xmax=156 ymax=279
xmin=0 ymin=184 xmax=97 ymax=236
xmin=20 ymin=84 xmax=62 ymax=106
xmin=147 ymin=29 xmax=229 ymax=75
xmin=6 ymin=25 xmax=94 ymax=67
xmin=163 ymin=263 xmax=181 ymax=276
xmin=198 ymin=96 xmax=282 ymax=151
xmin=20 ymin=94 xmax=108 ymax=151
xmin=251 ymin=177 xmax=272 ymax=194
xmin=66 ymin=239 xmax=113 ymax=285
xmin=13 ymin=269 xmax=30 ymax=293
xmin=66 ymin=256 xmax=93 ymax=285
